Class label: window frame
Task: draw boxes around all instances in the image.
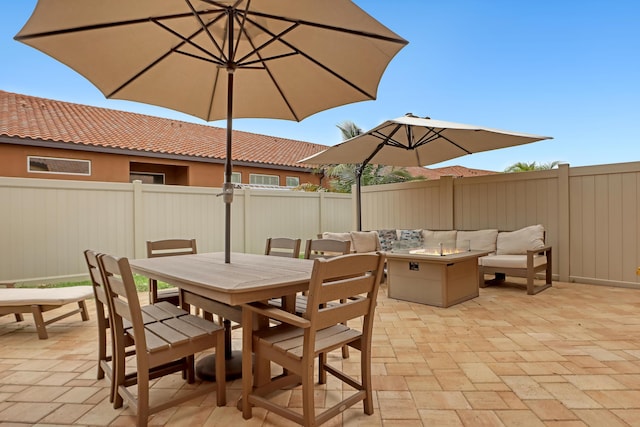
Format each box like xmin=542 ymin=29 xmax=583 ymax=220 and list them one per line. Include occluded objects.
xmin=285 ymin=176 xmax=300 ymax=187
xmin=27 ymin=155 xmax=92 ymax=176
xmin=129 ymin=171 xmax=166 ymax=184
xmin=249 ymin=173 xmax=280 ymax=186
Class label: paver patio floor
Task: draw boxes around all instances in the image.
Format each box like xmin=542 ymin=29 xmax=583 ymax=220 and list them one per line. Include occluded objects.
xmin=1 ymin=279 xmax=640 ymax=426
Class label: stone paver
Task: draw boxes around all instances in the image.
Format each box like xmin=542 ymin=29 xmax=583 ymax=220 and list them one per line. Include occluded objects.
xmin=0 ymin=279 xmax=639 ymax=426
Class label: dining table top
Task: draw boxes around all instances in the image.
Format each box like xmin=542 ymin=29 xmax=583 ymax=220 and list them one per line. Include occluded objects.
xmin=129 ymin=252 xmax=314 ymax=306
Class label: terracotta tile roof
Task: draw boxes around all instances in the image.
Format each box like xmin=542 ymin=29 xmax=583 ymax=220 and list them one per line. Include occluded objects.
xmin=431 ymin=165 xmax=497 ymax=177
xmin=0 ymin=90 xmax=328 ymax=168
xmin=405 ymin=165 xmax=496 ymax=179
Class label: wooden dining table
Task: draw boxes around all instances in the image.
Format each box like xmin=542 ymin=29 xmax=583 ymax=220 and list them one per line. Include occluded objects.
xmin=129 ymin=252 xmax=314 ymax=382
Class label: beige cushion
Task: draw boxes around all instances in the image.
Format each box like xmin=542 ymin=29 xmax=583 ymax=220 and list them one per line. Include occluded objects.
xmin=0 ymin=286 xmax=94 ymax=306
xmin=350 ymin=231 xmax=380 ymax=253
xmin=422 ymin=230 xmax=457 ymax=247
xmin=496 ymin=225 xmax=545 ymax=255
xmin=457 ymin=229 xmax=498 ymax=252
xmin=322 ymin=232 xmax=354 ymax=249
xmin=480 ymin=254 xmax=547 ymax=269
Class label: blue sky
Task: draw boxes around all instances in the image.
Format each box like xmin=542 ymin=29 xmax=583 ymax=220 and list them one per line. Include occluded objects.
xmin=3 ymin=1 xmax=639 ymax=171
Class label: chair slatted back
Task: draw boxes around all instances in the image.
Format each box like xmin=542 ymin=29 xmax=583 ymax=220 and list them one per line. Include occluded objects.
xmin=84 ymin=250 xmax=108 ymax=313
xmin=304 ymin=253 xmax=385 ymax=331
xmin=304 ymin=238 xmax=351 ymax=260
xmin=99 ymin=254 xmax=147 ymax=350
xmin=265 ymin=237 xmax=302 ymax=258
xmin=147 ymin=239 xmax=197 ymax=258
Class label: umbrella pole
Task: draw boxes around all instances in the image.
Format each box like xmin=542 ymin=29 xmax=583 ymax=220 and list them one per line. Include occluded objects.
xmin=356 ymin=164 xmax=363 ymax=231
xmin=223 ymin=69 xmax=234 ymax=264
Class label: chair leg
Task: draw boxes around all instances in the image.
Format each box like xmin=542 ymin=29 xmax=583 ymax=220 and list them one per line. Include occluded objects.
xmin=97 ymin=326 xmax=107 ymax=380
xmin=14 ymin=313 xmax=24 ymax=322
xmin=137 ymin=368 xmax=150 ymax=427
xmin=302 ymin=361 xmax=316 ymax=426
xmin=30 ymin=305 xmax=48 ymax=340
xmin=318 ymin=353 xmax=327 ymax=384
xmin=361 ymin=343 xmax=373 ymax=415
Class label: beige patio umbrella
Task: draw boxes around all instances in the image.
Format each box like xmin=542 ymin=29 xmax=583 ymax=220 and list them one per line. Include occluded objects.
xmin=301 ymin=114 xmax=552 ymax=230
xmin=15 ymin=0 xmax=408 ymax=263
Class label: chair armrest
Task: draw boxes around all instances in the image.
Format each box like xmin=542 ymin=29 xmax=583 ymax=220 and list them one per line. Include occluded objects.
xmin=243 ymin=302 xmax=311 ymax=329
xmin=527 ymin=245 xmax=552 ymax=257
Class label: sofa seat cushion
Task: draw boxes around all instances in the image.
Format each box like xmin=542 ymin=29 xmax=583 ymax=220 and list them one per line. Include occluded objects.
xmin=481 ymin=254 xmax=547 ymax=269
xmin=496 ymin=224 xmax=545 ymax=255
xmin=457 ymin=229 xmax=499 ymax=253
xmin=350 ymin=231 xmax=381 ymax=253
xmin=0 ymin=286 xmax=94 ymax=306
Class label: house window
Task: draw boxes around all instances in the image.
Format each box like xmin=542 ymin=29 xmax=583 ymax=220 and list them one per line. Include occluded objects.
xmin=130 ymin=172 xmax=165 ymax=184
xmin=286 ymin=176 xmax=300 ymax=187
xmin=28 ymin=156 xmax=91 ymax=176
xmin=231 ymin=172 xmax=242 ymax=183
xmin=250 ymin=173 xmax=279 ymax=186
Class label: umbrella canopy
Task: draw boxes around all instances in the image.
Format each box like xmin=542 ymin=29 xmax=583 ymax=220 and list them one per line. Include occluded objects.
xmin=15 ymin=0 xmax=408 ymax=262
xmin=301 ymin=114 xmax=552 ymax=230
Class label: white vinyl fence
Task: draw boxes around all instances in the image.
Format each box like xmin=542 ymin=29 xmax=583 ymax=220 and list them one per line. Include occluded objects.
xmin=0 ymin=178 xmax=352 ymax=284
xmin=360 ymin=162 xmax=640 ymax=289
xmin=3 ymin=160 xmax=640 ymax=288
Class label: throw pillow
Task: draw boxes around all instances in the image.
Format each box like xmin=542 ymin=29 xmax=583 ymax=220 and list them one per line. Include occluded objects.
xmin=377 ymin=229 xmax=397 ymax=251
xmin=398 ymin=229 xmax=424 ymax=248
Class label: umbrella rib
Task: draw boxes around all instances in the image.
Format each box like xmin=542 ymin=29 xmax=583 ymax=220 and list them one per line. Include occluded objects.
xmin=413 ymin=128 xmax=473 ymax=155
xmin=233 ymin=17 xmax=299 ymax=67
xmin=183 ymin=0 xmax=229 ymax=63
xmin=152 ymin=18 xmax=226 ymax=66
xmin=107 ymin=19 xmax=224 ymax=98
xmin=240 ymin=9 xmax=409 ymax=45
xmin=14 ymin=11 xmax=218 ymax=40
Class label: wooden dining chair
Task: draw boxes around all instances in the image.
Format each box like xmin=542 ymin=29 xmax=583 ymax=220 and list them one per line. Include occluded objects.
xmin=304 ymin=238 xmax=351 ymax=260
xmin=269 ymin=238 xmax=353 ymax=357
xmin=84 ymin=250 xmax=132 ymax=403
xmin=98 ymin=253 xmax=226 ymax=427
xmin=146 ymin=239 xmax=197 ymax=305
xmin=265 ymin=237 xmax=302 ymax=258
xmin=241 ymin=252 xmax=386 ymax=426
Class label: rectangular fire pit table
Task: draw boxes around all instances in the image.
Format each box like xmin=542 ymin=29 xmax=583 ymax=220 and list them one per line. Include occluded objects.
xmin=385 ymin=250 xmax=490 ymax=307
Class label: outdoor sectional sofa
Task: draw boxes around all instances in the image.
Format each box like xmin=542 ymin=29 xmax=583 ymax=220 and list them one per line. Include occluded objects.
xmin=323 ymin=224 xmax=552 ymax=295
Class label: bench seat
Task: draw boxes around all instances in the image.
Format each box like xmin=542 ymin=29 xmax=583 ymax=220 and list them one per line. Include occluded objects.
xmin=0 ymin=286 xmax=94 ymax=339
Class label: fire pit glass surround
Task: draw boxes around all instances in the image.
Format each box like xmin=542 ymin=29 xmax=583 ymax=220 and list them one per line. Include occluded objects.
xmin=391 ymin=240 xmax=470 ymax=256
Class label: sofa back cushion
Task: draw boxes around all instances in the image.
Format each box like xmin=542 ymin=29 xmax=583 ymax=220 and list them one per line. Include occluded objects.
xmin=350 ymin=231 xmax=381 ymax=253
xmin=376 ymin=229 xmax=397 ymax=251
xmin=322 ymin=232 xmax=354 ymax=250
xmin=496 ymin=224 xmax=545 ymax=255
xmin=457 ymin=229 xmax=499 ymax=252
xmin=397 ymin=229 xmax=424 ymax=248
xmin=422 ymin=230 xmax=457 ymax=247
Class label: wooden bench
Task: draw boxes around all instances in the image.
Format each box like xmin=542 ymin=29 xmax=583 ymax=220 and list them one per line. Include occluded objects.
xmin=0 ymin=284 xmax=94 ymax=339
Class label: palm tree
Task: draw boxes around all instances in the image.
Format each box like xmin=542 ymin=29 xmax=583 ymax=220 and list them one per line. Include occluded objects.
xmin=323 ymin=121 xmax=423 ymax=193
xmin=504 ymin=161 xmax=561 ymax=173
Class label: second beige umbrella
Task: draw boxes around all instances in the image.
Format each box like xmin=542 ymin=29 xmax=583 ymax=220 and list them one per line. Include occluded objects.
xmin=301 ymin=114 xmax=552 ymax=230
